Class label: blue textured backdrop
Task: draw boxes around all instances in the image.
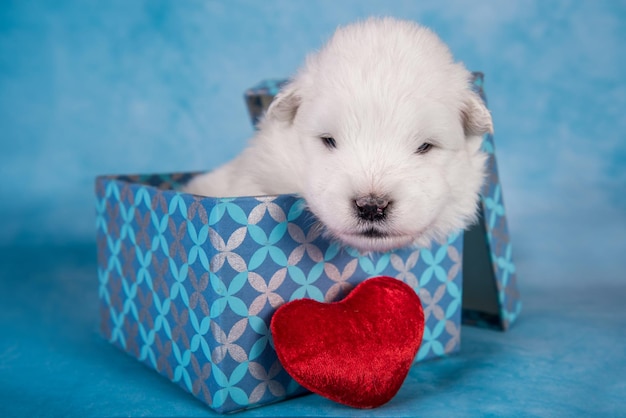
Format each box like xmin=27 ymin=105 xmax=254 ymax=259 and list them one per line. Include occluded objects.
xmin=1 ymin=1 xmax=625 ymax=416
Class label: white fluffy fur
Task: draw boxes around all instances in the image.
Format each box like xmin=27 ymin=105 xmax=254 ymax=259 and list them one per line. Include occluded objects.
xmin=185 ymin=18 xmax=492 ymax=253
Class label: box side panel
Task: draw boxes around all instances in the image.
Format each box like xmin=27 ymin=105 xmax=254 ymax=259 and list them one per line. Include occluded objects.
xmin=477 ymin=133 xmax=522 ymax=329
xmin=472 ymin=76 xmax=522 ymax=330
xmin=188 ymin=193 xmax=464 ymax=411
xmin=96 ymin=176 xmax=223 ymax=409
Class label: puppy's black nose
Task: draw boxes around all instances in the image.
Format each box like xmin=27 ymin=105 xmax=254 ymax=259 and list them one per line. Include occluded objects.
xmin=355 ymin=196 xmax=390 ymax=222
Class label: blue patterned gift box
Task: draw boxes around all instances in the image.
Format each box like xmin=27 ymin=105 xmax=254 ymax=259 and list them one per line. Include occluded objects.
xmin=96 ymin=174 xmax=464 ymax=413
xmin=96 ymin=71 xmax=520 ymax=413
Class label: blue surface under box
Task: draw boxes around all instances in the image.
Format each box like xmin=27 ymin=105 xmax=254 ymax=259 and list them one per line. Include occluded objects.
xmin=95 ymin=73 xmax=521 ymax=413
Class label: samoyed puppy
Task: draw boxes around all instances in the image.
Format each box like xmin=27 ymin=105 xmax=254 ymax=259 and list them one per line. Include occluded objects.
xmin=185 ymin=17 xmax=492 ymax=253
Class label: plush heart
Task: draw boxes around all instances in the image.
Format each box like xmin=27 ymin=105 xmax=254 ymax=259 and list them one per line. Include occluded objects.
xmin=270 ymin=276 xmax=425 ymax=409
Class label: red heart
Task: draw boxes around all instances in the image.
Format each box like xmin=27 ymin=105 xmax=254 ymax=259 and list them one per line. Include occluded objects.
xmin=270 ymin=276 xmax=425 ymax=409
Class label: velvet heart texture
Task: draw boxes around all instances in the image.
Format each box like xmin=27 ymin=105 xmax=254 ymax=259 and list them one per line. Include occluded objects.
xmin=270 ymin=276 xmax=425 ymax=409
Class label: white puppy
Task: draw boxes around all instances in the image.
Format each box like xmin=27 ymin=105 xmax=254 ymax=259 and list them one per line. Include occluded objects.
xmin=185 ymin=17 xmax=492 ymax=253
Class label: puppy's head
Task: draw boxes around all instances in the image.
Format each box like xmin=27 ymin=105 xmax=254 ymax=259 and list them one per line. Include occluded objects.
xmin=266 ymin=18 xmax=492 ymax=252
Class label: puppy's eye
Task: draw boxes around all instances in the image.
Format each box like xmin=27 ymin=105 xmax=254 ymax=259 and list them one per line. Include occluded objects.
xmin=320 ymin=136 xmax=337 ymax=150
xmin=415 ymin=142 xmax=433 ymax=155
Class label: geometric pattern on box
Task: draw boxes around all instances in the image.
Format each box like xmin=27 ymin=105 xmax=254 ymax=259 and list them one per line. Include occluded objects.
xmin=244 ymin=72 xmax=522 ymax=331
xmin=96 ymin=174 xmax=464 ymax=413
xmin=461 ymin=73 xmax=522 ymax=330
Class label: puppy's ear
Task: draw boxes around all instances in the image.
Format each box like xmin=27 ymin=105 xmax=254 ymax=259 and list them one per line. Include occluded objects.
xmin=266 ymin=81 xmax=302 ymax=124
xmin=461 ymin=91 xmax=493 ymax=136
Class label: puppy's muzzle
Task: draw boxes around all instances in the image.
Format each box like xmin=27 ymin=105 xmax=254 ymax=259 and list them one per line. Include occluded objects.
xmin=355 ymin=195 xmax=390 ymax=222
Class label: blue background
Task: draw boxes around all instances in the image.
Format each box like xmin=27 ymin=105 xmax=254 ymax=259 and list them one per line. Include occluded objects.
xmin=1 ymin=1 xmax=625 ymax=416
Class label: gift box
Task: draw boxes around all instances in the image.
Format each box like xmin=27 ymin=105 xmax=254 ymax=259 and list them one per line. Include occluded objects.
xmin=96 ymin=72 xmax=520 ymax=413
xmin=96 ymin=175 xmax=464 ymax=413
